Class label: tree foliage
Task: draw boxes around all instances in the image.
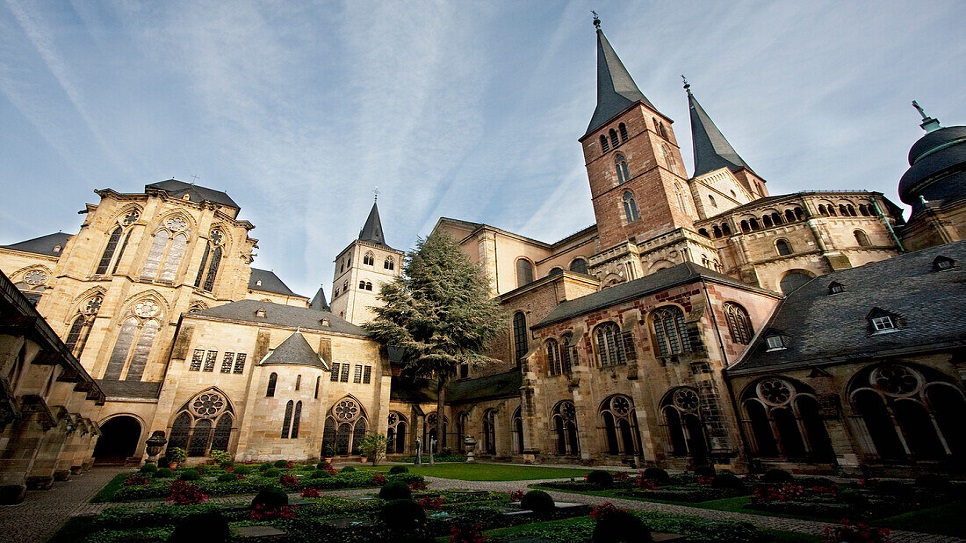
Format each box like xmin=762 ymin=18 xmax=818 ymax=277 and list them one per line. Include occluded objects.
xmin=364 ymin=233 xmax=503 ymax=414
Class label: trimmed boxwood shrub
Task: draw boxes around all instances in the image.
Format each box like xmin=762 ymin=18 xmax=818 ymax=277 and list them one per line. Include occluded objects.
xmin=379 ymin=480 xmax=412 ymax=501
xmin=587 ymin=470 xmax=614 ymax=489
xmin=139 ymin=463 xmax=158 ymax=474
xmin=340 ymin=466 xmax=356 ymax=473
xmin=233 ymin=465 xmax=251 ymax=476
xmin=263 ymin=468 xmax=281 ymax=477
xmin=154 ymin=468 xmax=173 ymax=479
xmin=521 ymin=490 xmax=555 ymax=516
xmin=310 ymin=470 xmax=331 ymax=479
xmin=178 ymin=470 xmax=201 ymax=481
xmin=379 ymin=499 xmax=425 ymax=532
xmin=762 ymin=468 xmax=794 ymax=484
xmin=316 ymin=461 xmax=331 ymax=470
xmin=252 ymin=487 xmax=289 ymax=509
xmin=389 ymin=465 xmax=409 ymax=475
xmin=273 ymin=459 xmax=289 ymax=468
xmin=593 ymin=509 xmax=652 ymax=543
xmin=642 ymin=467 xmax=670 ymax=485
xmin=712 ymin=472 xmax=743 ymax=489
xmin=217 ymin=473 xmax=237 ymax=482
xmin=258 ymin=462 xmax=273 ymax=472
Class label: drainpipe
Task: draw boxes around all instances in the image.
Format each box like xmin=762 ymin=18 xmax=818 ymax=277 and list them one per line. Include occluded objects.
xmin=872 ymin=197 xmax=904 ymax=253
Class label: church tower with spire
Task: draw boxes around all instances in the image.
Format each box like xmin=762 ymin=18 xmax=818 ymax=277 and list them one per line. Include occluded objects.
xmin=328 ymin=198 xmax=404 ymax=325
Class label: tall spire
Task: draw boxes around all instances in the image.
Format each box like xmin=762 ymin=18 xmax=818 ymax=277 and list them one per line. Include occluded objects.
xmin=358 ymin=198 xmax=386 ymax=246
xmin=912 ymin=100 xmax=941 ymax=133
xmin=686 ymin=79 xmax=755 ymax=177
xmin=584 ymin=16 xmax=658 ymax=137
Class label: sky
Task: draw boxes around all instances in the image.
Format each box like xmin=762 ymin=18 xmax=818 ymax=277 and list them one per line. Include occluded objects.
xmin=1 ymin=1 xmax=964 ymax=298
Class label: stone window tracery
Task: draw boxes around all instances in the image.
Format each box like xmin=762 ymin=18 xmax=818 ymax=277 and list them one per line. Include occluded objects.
xmin=622 ymin=191 xmax=639 ymax=222
xmin=104 ymin=298 xmax=163 ymax=381
xmin=322 ymin=397 xmax=368 ymax=456
xmin=599 ymin=395 xmax=641 ymax=455
xmin=65 ymin=293 xmax=103 ymax=358
xmin=96 ymin=209 xmax=140 ymax=275
xmin=741 ymin=378 xmax=833 ymax=461
xmin=652 ymin=306 xmax=691 ymax=357
xmin=387 ymin=411 xmax=408 ymax=454
xmin=195 ymin=228 xmax=225 ymax=292
xmin=661 ymin=387 xmax=709 ymax=461
xmin=553 ymin=400 xmax=579 ymax=456
xmin=724 ymin=302 xmax=754 ymax=345
xmin=141 ymin=217 xmax=190 ymax=283
xmin=166 ymin=389 xmax=234 ymax=457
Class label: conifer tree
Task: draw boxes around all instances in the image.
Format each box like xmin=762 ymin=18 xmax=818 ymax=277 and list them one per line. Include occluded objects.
xmin=364 ymin=233 xmax=503 ymax=436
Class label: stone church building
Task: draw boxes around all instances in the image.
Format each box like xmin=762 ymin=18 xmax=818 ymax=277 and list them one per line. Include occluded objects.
xmin=0 ymin=18 xmax=963 ymax=503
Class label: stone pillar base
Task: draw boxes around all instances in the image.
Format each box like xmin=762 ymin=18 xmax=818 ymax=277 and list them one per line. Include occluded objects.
xmin=53 ymin=470 xmax=72 ymax=481
xmin=0 ymin=484 xmax=26 ymax=505
xmin=70 ymin=465 xmax=83 ymax=475
xmin=26 ymin=475 xmax=53 ymax=490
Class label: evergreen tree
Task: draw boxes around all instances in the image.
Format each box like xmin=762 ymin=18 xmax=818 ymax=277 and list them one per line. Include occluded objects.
xmin=364 ymin=233 xmax=503 ymax=436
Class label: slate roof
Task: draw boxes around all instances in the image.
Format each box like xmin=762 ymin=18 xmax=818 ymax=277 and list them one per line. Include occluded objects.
xmin=898 ymin=124 xmax=966 ymax=208
xmin=535 ymin=262 xmax=774 ymax=329
xmin=309 ymin=287 xmax=329 ymax=311
xmin=729 ymin=241 xmax=966 ymax=375
xmin=446 ymin=371 xmax=523 ymax=404
xmin=146 ymin=179 xmax=239 ymax=209
xmin=584 ymin=26 xmax=659 ymax=138
xmin=191 ymin=299 xmax=365 ymax=336
xmin=687 ymin=88 xmax=755 ymax=177
xmin=389 ymin=376 xmax=437 ymax=404
xmin=96 ymin=380 xmax=163 ymax=399
xmin=2 ymin=232 xmax=73 ymax=256
xmin=359 ymin=201 xmax=388 ymax=246
xmin=261 ymin=330 xmax=327 ymax=368
xmin=249 ymin=269 xmax=299 ymax=297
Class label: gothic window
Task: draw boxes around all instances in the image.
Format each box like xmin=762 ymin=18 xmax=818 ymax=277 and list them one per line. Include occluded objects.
xmin=779 ymin=270 xmax=814 ymax=294
xmin=595 ymin=322 xmax=626 ymax=367
xmin=623 ymin=191 xmax=639 ymax=222
xmin=661 ymin=387 xmax=709 ymax=462
xmin=315 ymin=376 xmax=321 ymax=399
xmin=708 ymin=194 xmax=717 ymax=208
xmin=220 ymin=352 xmax=235 ymax=373
xmin=652 ymin=306 xmax=691 ymax=357
xmin=424 ymin=411 xmax=448 ymax=452
xmin=96 ymin=209 xmax=140 ymax=275
xmin=546 ymin=339 xmax=562 ymax=375
xmin=569 ymin=258 xmax=588 ymax=274
xmin=513 ymin=311 xmax=528 ymax=366
xmin=190 ymin=349 xmax=204 ymax=371
xmin=166 ymin=389 xmax=235 ymax=457
xmin=321 ymin=397 xmax=369 ymax=456
xmin=553 ymin=400 xmax=579 ymax=456
xmin=516 ymin=258 xmax=534 ymax=287
xmin=618 ymin=123 xmax=628 ymax=142
xmin=64 ymin=294 xmax=103 ymax=358
xmin=203 ymin=349 xmax=217 ymax=372
xmin=141 ymin=217 xmax=190 ymax=283
xmin=854 ymin=230 xmax=871 ymax=247
xmin=384 ymin=257 xmax=395 ymax=270
xmin=233 ymin=353 xmax=247 ymax=374
xmin=615 ymin=155 xmax=630 ymax=184
xmin=330 ymin=363 xmax=340 ymax=381
xmin=511 ymin=407 xmax=524 ymax=454
xmin=776 ymin=239 xmax=792 ymax=256
xmin=741 ymin=378 xmax=834 ymax=461
xmin=281 ymin=400 xmax=294 ymax=438
xmin=194 ymin=228 xmax=225 ymax=292
xmin=599 ymin=135 xmax=609 ymax=152
xmin=482 ymin=409 xmax=496 ymax=454
xmin=609 ymin=129 xmax=619 ymax=148
xmin=363 ymin=365 xmax=372 ymax=384
xmin=353 ymin=364 xmax=362 ymax=383
xmin=363 ymin=252 xmax=374 ymax=266
xmin=104 ymin=299 xmax=162 ymax=381
xmin=386 ymin=411 xmax=408 ymax=454
xmin=599 ymin=395 xmax=641 ymax=455
xmin=724 ymin=303 xmax=754 ymax=345
xmin=662 ymin=144 xmax=678 ymax=174
xmin=340 ymin=363 xmax=350 ymax=382
xmin=295 ymin=374 xmax=302 ymax=390
xmin=266 ymin=373 xmax=278 ymax=397
xmin=561 ymin=333 xmax=577 ymax=373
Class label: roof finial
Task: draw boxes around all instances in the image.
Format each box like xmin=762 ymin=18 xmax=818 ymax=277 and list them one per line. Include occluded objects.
xmin=912 ymin=100 xmax=941 ymax=133
xmin=592 ymin=11 xmax=600 ymax=29
xmin=682 ymin=75 xmax=691 ymax=94
xmin=373 ymin=185 xmax=380 ymax=202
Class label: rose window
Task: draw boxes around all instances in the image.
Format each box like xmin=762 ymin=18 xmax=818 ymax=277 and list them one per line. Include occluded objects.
xmin=758 ymin=379 xmax=793 ymax=406
xmin=388 ymin=413 xmax=398 ymax=426
xmin=210 ymin=228 xmax=224 ymax=245
xmin=134 ymin=300 xmax=159 ymax=318
xmin=335 ymin=400 xmax=358 ymax=421
xmin=427 ymin=413 xmax=438 ymax=427
xmin=673 ymin=389 xmax=700 ymax=412
xmin=165 ymin=217 xmax=188 ymax=232
xmin=872 ymin=365 xmax=921 ymax=396
xmin=24 ymin=270 xmax=48 ymax=286
xmin=84 ymin=295 xmax=104 ymax=315
xmin=191 ymin=392 xmax=225 ymax=418
xmin=612 ymin=396 xmax=631 ymax=416
xmin=561 ymin=401 xmax=576 ymax=421
xmin=122 ymin=210 xmax=140 ymax=225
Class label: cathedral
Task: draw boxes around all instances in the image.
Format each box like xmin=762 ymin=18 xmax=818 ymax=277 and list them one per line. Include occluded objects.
xmin=1 ymin=19 xmax=963 ymax=503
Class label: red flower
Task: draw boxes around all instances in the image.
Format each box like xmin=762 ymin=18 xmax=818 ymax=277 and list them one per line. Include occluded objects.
xmin=280 ymin=474 xmax=299 ymax=488
xmin=373 ymin=473 xmax=387 ymax=486
xmin=301 ymin=487 xmax=321 ymax=498
xmin=123 ymin=475 xmax=149 ymax=486
xmin=409 ymin=479 xmax=427 ymax=491
xmin=450 ymin=522 xmax=486 ymax=543
xmin=590 ymin=502 xmax=622 ymax=520
xmin=250 ymin=503 xmax=298 ymax=520
xmin=508 ymin=490 xmax=525 ymax=502
xmin=418 ymin=495 xmax=445 ymax=510
xmin=613 ymin=471 xmax=630 ymax=481
xmin=166 ymin=480 xmax=208 ymax=505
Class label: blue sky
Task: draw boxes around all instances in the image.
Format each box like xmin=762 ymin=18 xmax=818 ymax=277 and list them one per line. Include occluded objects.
xmin=1 ymin=1 xmax=963 ymax=298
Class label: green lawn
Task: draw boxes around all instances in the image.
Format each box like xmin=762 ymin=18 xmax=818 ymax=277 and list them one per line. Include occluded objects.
xmin=382 ymin=462 xmax=590 ymax=481
xmin=877 ymin=499 xmax=966 ymax=537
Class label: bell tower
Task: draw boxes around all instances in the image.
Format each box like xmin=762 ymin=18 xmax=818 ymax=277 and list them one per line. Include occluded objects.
xmin=580 ymin=16 xmax=695 ymax=254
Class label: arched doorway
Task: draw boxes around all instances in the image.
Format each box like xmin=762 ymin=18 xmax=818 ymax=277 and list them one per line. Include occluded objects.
xmin=93 ymin=416 xmax=142 ymax=464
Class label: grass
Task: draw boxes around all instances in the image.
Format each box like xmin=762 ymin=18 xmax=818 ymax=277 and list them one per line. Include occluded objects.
xmin=89 ymin=472 xmax=135 ymax=503
xmin=378 ymin=462 xmax=591 ymax=481
xmin=877 ymin=499 xmax=966 ymax=537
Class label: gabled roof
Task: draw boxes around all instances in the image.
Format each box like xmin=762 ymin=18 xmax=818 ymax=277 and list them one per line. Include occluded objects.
xmin=584 ymin=24 xmax=660 ymax=137
xmin=359 ymin=201 xmax=387 ymax=246
xmin=535 ymin=262 xmax=776 ymax=329
xmin=249 ymin=268 xmax=299 ymax=297
xmin=191 ymin=299 xmax=365 ymax=336
xmin=2 ymin=232 xmax=73 ymax=256
xmin=261 ymin=330 xmax=327 ymax=368
xmin=310 ymin=287 xmax=329 ymax=311
xmin=687 ymin=86 xmax=755 ymax=177
xmin=146 ymin=179 xmax=239 ymax=209
xmin=446 ymin=371 xmax=523 ymax=404
xmin=729 ymin=241 xmax=966 ymax=375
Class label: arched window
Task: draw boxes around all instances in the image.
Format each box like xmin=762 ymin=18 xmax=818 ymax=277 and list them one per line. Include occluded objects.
xmin=724 ymin=303 xmax=754 ymax=345
xmin=359 ymin=280 xmax=373 ymax=291
xmin=722 ymin=223 xmax=732 ymax=236
xmin=315 ymin=376 xmax=321 ymax=399
xmin=424 ymin=411 xmax=448 ymax=452
xmin=516 ymin=258 xmax=534 ymax=287
xmin=623 ymin=191 xmax=639 ymax=223
xmin=779 ymin=270 xmax=814 ymax=295
xmin=609 ymin=129 xmax=619 ymax=148
xmin=266 ymin=373 xmax=278 ymax=397
xmin=859 ymin=204 xmax=871 ymax=216
xmin=698 ymin=228 xmax=710 ymax=238
xmin=104 ymin=299 xmax=162 ymax=381
xmin=599 ymin=395 xmax=641 ymax=455
xmin=652 ymin=306 xmax=691 ymax=357
xmin=749 ymin=218 xmax=760 ymax=231
xmin=785 ymin=209 xmax=796 ymax=222
xmin=64 ymin=294 xmax=103 ymax=358
xmin=482 ymin=409 xmax=497 ymax=454
xmin=594 ymin=322 xmax=626 ymax=367
xmin=387 ymin=411 xmax=408 ymax=454
xmin=775 ymin=239 xmax=792 ymax=256
xmin=662 ymin=144 xmax=679 ymax=174
xmin=794 ymin=207 xmax=805 ymax=220
xmin=167 ymin=389 xmax=235 ymax=457
xmin=618 ymin=123 xmax=628 ymax=142
xmin=854 ymin=230 xmax=871 ymax=247
xmin=712 ymin=226 xmax=722 ymax=238
xmin=363 ymin=252 xmax=374 ymax=266
xmin=513 ymin=311 xmax=528 ymax=365
xmin=771 ymin=212 xmax=783 ymax=225
xmin=384 ymin=257 xmax=395 ymax=270
xmin=708 ymin=194 xmax=717 ymax=208
xmin=142 ymin=216 xmax=190 ymax=283
xmin=569 ymin=258 xmax=588 ymax=274
xmin=561 ymin=333 xmax=577 ymax=373
xmin=661 ymin=388 xmax=708 ymax=463
xmin=546 ymin=339 xmax=561 ymax=375
xmin=762 ymin=215 xmax=773 ymax=227
xmin=600 ymin=134 xmax=609 ymax=152
xmin=295 ymin=374 xmax=301 ymax=391
xmin=615 ymin=155 xmax=630 ymax=184
xmin=291 ymin=401 xmax=302 ymax=438
xmin=194 ymin=228 xmax=225 ymax=292
xmin=839 ymin=204 xmax=848 ymax=216
xmin=741 ymin=378 xmax=834 ymax=461
xmin=281 ymin=400 xmax=294 ymax=438
xmin=511 ymin=407 xmax=524 ymax=454
xmin=552 ymin=401 xmax=579 ymax=456
xmin=740 ymin=220 xmax=750 ymax=233
xmin=321 ymin=397 xmax=369 ymax=456
xmin=96 ymin=208 xmax=140 ymax=275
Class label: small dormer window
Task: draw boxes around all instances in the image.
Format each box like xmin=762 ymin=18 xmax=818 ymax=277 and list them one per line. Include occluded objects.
xmin=765 ymin=335 xmax=786 ymax=351
xmin=182 ymin=194 xmax=190 ymax=200
xmin=320 ymin=317 xmax=330 ymax=327
xmin=255 ymin=279 xmax=262 ymax=286
xmin=933 ymin=256 xmax=956 ymax=271
xmin=867 ymin=307 xmax=901 ymax=334
xmin=53 ymin=245 xmax=62 ymax=253
xmin=828 ymin=282 xmax=845 ymax=295
xmin=255 ymin=308 xmax=266 ymax=318
xmin=871 ymin=316 xmax=895 ymax=332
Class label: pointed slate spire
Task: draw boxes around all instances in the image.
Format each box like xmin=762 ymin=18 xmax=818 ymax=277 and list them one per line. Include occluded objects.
xmin=261 ymin=330 xmax=326 ymax=368
xmin=310 ymin=287 xmax=329 ymax=312
xmin=358 ymin=199 xmax=386 ymax=246
xmin=585 ymin=16 xmax=659 ymax=137
xmin=685 ymin=78 xmax=755 ymax=177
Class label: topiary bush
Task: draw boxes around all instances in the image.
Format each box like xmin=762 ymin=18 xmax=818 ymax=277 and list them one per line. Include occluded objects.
xmin=316 ymin=461 xmax=331 ymax=470
xmin=139 ymin=463 xmax=158 ymax=474
xmin=273 ymin=459 xmax=289 ymax=468
xmin=263 ymin=468 xmax=281 ymax=477
xmin=179 ymin=470 xmax=201 ymax=481
xmin=217 ymin=473 xmax=238 ymax=483
xmin=762 ymin=468 xmax=794 ymax=484
xmin=341 ymin=466 xmax=356 ymax=473
xmin=389 ymin=465 xmax=409 ymax=475
xmin=379 ymin=499 xmax=425 ymax=532
xmin=712 ymin=472 xmax=743 ymax=489
xmin=252 ymin=487 xmax=289 ymax=509
xmin=520 ymin=490 xmax=555 ymax=516
xmin=593 ymin=509 xmax=653 ymax=543
xmin=642 ymin=467 xmax=670 ymax=485
xmin=258 ymin=462 xmax=273 ymax=472
xmin=233 ymin=465 xmax=252 ymax=476
xmin=587 ymin=470 xmax=614 ymax=489
xmin=379 ymin=480 xmax=412 ymax=501
xmin=169 ymin=511 xmax=230 ymax=543
xmin=310 ymin=470 xmax=331 ymax=479
xmin=694 ymin=465 xmax=716 ymax=478
xmin=154 ymin=468 xmax=174 ymax=479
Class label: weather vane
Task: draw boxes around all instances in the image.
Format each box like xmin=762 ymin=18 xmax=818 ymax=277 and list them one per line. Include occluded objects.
xmin=682 ymin=75 xmax=690 ymax=91
xmin=190 ymin=174 xmax=200 ymax=185
xmin=373 ymin=186 xmax=380 ymax=202
xmin=592 ymin=11 xmax=600 ymax=28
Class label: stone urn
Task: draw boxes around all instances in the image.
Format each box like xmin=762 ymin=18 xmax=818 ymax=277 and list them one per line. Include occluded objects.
xmin=463 ymin=435 xmax=477 ymax=463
